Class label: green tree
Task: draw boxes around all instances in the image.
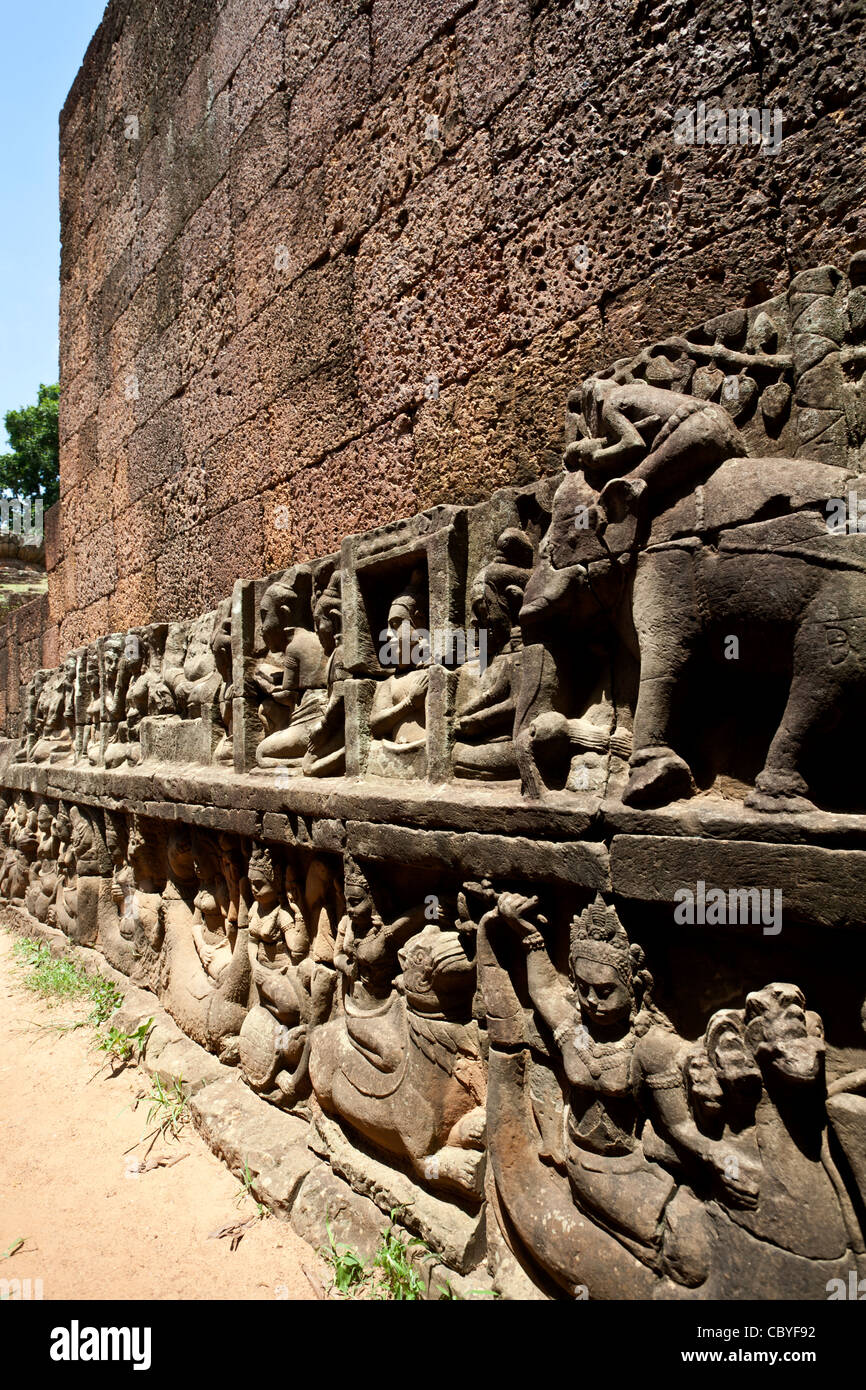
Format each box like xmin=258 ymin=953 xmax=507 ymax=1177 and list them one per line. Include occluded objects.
xmin=0 ymin=382 xmax=60 ymax=507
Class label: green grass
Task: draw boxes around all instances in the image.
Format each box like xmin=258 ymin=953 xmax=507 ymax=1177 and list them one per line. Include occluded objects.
xmin=234 ymin=1161 xmax=269 ymax=1220
xmin=11 ymin=937 xmax=123 ymax=1025
xmin=142 ymin=1075 xmax=190 ymax=1141
xmin=320 ymin=1208 xmax=473 ymax=1300
xmin=322 ymin=1222 xmax=369 ymax=1297
xmin=93 ymin=1017 xmax=153 ymax=1073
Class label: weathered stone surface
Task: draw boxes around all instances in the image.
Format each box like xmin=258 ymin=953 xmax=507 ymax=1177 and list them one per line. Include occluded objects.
xmin=190 ymin=1075 xmax=313 ymax=1216
xmin=1 ymin=0 xmax=864 ymax=1307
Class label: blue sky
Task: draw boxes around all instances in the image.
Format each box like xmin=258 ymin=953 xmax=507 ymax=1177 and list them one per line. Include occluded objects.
xmin=0 ymin=0 xmax=109 ymax=444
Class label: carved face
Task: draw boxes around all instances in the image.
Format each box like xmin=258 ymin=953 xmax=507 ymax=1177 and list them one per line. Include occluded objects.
xmin=37 ymin=805 xmax=52 ymax=835
xmin=260 ymin=586 xmax=293 ymax=654
xmin=103 ymin=640 xmax=123 ymax=685
xmin=313 ymin=604 xmax=337 ymax=654
xmin=249 ymin=865 xmax=278 ymax=907
xmin=572 ymin=957 xmax=631 ymax=1029
xmin=385 ymin=594 xmax=426 ymax=671
xmin=166 ymin=831 xmax=195 ymax=883
xmin=344 ymin=874 xmax=373 ymax=931
xmin=71 ymin=813 xmax=93 ymax=857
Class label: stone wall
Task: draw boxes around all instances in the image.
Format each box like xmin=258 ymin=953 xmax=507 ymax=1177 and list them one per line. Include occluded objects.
xmin=55 ymin=0 xmax=866 ymax=651
xmin=6 ymin=259 xmax=866 ymax=1298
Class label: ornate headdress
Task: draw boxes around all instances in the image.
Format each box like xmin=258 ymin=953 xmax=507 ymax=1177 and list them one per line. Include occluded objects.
xmin=570 ymin=895 xmax=638 ymax=988
xmin=248 ymin=845 xmax=275 ymax=883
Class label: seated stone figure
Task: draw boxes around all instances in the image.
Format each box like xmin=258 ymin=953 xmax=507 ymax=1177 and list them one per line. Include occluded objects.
xmin=477 ymin=889 xmax=864 ymax=1299
xmin=302 ymin=572 xmax=347 ymax=778
xmin=14 ymin=671 xmax=49 ymax=763
xmin=250 ymin=567 xmax=329 ymax=769
xmin=367 ymin=572 xmax=430 ymax=780
xmin=104 ymin=628 xmax=174 ymax=769
xmin=78 ymin=648 xmax=102 ymax=764
xmin=453 ymin=528 xmax=533 ymax=781
xmin=567 ymin=369 xmax=747 ymax=527
xmin=209 ymin=599 xmax=234 ymax=766
xmin=30 ymin=655 xmax=77 ymax=765
xmin=162 ymin=612 xmax=220 ymax=719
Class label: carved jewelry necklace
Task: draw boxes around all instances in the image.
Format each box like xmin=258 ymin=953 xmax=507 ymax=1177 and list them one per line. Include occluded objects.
xmin=571 ymin=1020 xmax=637 ymax=1079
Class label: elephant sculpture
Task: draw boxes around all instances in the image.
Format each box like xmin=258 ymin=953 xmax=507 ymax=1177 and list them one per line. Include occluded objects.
xmin=520 ymin=442 xmax=866 ymax=813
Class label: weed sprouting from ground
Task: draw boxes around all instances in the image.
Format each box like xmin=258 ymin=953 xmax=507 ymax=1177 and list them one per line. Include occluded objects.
xmin=142 ymin=1075 xmax=190 ymax=1142
xmin=319 ymin=1207 xmax=487 ymax=1300
xmin=11 ymin=937 xmax=123 ymax=1025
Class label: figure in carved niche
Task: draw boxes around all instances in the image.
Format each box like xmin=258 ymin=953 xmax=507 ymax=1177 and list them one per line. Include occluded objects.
xmin=103 ymin=629 xmax=174 ymax=769
xmin=302 ymin=572 xmax=346 ymax=778
xmin=250 ymin=567 xmax=328 ymax=769
xmin=209 ymin=599 xmax=234 ymax=766
xmin=477 ymin=890 xmax=864 ymax=1298
xmin=24 ymin=802 xmax=60 ymax=922
xmin=367 ymin=571 xmax=429 ymax=779
xmin=29 ymin=654 xmax=77 ymax=764
xmin=78 ymin=648 xmax=102 ymax=764
xmin=520 ymin=353 xmax=866 ymax=811
xmin=453 ymin=528 xmax=533 ymax=781
xmin=162 ymin=612 xmax=220 ymax=719
xmin=238 ymin=849 xmax=334 ymax=1106
xmin=309 ymin=858 xmax=486 ymax=1198
xmin=158 ymin=826 xmax=251 ymax=1059
xmin=14 ymin=670 xmax=48 ymax=763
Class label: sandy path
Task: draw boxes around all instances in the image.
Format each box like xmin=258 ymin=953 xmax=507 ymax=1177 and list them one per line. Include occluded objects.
xmin=0 ymin=931 xmax=329 ymax=1300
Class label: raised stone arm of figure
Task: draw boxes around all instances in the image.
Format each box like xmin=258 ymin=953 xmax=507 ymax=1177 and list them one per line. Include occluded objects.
xmin=635 ymin=1029 xmax=761 ymax=1208
xmin=494 ymin=891 xmax=572 ymax=1033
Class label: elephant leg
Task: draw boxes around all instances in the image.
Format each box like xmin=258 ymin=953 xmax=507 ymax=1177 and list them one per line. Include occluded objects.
xmin=623 ymin=550 xmax=699 ymax=807
xmin=746 ymin=614 xmax=838 ymax=811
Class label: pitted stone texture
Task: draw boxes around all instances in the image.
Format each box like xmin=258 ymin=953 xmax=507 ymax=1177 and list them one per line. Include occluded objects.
xmin=190 ymin=1074 xmax=314 ymax=1217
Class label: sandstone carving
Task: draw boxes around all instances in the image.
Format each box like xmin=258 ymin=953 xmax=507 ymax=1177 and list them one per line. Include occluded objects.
xmin=4 ymin=264 xmax=865 ymax=1297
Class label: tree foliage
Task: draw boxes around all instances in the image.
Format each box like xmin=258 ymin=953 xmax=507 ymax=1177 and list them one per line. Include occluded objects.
xmin=0 ymin=383 xmax=60 ymax=507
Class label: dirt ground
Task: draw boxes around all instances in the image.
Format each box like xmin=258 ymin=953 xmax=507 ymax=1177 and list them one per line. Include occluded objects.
xmin=0 ymin=931 xmax=330 ymax=1300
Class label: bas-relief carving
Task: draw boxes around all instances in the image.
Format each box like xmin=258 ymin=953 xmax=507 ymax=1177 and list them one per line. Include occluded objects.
xmin=4 ymin=261 xmax=866 ymax=1296
xmin=476 ymin=890 xmax=866 ymax=1297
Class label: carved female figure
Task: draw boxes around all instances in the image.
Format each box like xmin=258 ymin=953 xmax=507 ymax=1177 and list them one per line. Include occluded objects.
xmin=302 ymin=572 xmax=346 ymax=778
xmin=367 ymin=573 xmax=430 ymax=779
xmin=484 ymin=892 xmax=758 ymax=1289
xmin=453 ymin=528 xmax=533 ymax=781
xmin=24 ymin=803 xmax=61 ymax=922
xmin=238 ymin=850 xmax=330 ymax=1104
